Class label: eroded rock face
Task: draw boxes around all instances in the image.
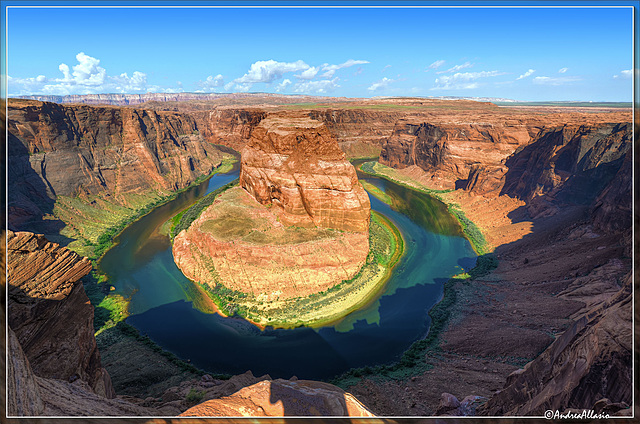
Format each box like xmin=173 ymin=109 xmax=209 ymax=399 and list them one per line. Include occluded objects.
xmin=380 ymin=119 xmax=531 ymax=191
xmin=173 ymin=187 xmax=369 ymax=300
xmin=7 ymin=230 xmax=115 ymax=399
xmin=180 ymin=379 xmax=376 ymax=417
xmin=479 ymin=273 xmax=632 ymax=416
xmin=240 ymin=115 xmax=371 ymax=233
xmin=8 ymin=99 xmax=223 ymax=231
xmin=500 ymin=123 xmax=631 ymax=206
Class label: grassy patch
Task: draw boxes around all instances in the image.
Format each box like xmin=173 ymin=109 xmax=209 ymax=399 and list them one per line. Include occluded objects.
xmin=331 ymin=252 xmax=498 ymax=388
xmin=361 ymin=181 xmax=393 ymax=206
xmin=360 ymin=161 xmax=489 ymax=254
xmin=170 ymin=179 xmax=238 ymax=239
xmin=186 ymin=210 xmax=404 ymax=328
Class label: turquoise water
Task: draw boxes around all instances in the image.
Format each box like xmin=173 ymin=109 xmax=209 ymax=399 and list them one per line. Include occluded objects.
xmin=99 ymin=163 xmax=476 ymax=380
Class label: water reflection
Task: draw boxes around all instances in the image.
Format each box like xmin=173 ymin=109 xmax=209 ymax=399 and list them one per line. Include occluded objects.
xmin=101 ymin=161 xmax=476 ymax=380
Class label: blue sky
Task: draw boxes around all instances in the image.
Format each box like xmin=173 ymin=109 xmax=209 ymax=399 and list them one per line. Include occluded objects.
xmin=3 ymin=2 xmax=636 ymax=101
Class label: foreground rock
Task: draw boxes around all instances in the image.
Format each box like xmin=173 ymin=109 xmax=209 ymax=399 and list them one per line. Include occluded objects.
xmin=180 ymin=379 xmax=375 ymax=417
xmin=7 ymin=230 xmax=114 ymax=399
xmin=240 ymin=115 xmax=370 ymax=232
xmin=479 ymin=273 xmax=632 ymax=416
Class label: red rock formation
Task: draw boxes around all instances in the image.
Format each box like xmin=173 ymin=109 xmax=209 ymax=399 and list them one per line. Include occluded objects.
xmin=173 ymin=187 xmax=369 ymax=300
xmin=7 ymin=230 xmax=115 ymax=399
xmin=309 ymin=108 xmax=402 ymax=157
xmin=240 ymin=115 xmax=371 ymax=233
xmin=380 ymin=119 xmax=531 ymax=190
xmin=479 ymin=273 xmax=632 ymax=416
xmin=180 ymin=379 xmax=376 ymax=417
xmin=8 ymin=99 xmax=223 ymax=231
xmin=499 ymin=123 xmax=631 ymax=206
xmin=193 ymin=108 xmax=266 ymax=151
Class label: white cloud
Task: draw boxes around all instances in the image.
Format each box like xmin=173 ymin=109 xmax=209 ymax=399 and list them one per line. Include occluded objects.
xmin=235 ymin=59 xmax=310 ymax=84
xmin=320 ymin=59 xmax=369 ymax=78
xmin=293 ymin=78 xmax=340 ymax=94
xmin=427 ymin=60 xmax=445 ymax=70
xmin=558 ymin=67 xmax=568 ymax=74
xmin=613 ymin=69 xmax=633 ymax=79
xmin=432 ymin=70 xmax=506 ymax=90
xmin=197 ymin=74 xmax=225 ymax=91
xmin=295 ymin=67 xmax=319 ymax=80
xmin=276 ymin=79 xmax=292 ymax=92
xmin=382 ymin=64 xmax=392 ymax=72
xmin=533 ymin=76 xmax=581 ymax=85
xmin=9 ymin=52 xmax=155 ymax=95
xmin=437 ymin=61 xmax=473 ymax=74
xmin=368 ymin=77 xmax=393 ymax=91
xmin=516 ymin=69 xmax=535 ymax=80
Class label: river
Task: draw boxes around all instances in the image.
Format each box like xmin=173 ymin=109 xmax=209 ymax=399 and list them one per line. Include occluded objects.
xmin=99 ymin=161 xmax=476 ymax=380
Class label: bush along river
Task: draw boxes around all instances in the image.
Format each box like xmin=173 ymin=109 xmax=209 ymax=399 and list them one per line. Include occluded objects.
xmin=99 ymin=161 xmax=477 ymax=381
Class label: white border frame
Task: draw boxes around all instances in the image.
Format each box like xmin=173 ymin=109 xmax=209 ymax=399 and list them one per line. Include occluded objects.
xmin=3 ymin=1 xmax=636 ymax=420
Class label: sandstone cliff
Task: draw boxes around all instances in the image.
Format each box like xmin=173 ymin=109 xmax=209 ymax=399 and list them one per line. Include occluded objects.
xmin=193 ymin=108 xmax=266 ymax=151
xmin=498 ymin=123 xmax=631 ymax=215
xmin=240 ymin=115 xmax=371 ymax=233
xmin=7 ymin=230 xmax=114 ymax=399
xmin=309 ymin=109 xmax=402 ymax=158
xmin=479 ymin=273 xmax=632 ymax=416
xmin=8 ymin=99 xmax=224 ymax=237
xmin=380 ymin=119 xmax=532 ymax=191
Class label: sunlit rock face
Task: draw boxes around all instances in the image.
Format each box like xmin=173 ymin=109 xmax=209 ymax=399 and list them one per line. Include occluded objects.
xmin=240 ymin=115 xmax=371 ymax=233
xmin=7 ymin=230 xmax=115 ymax=399
xmin=180 ymin=379 xmax=376 ymax=417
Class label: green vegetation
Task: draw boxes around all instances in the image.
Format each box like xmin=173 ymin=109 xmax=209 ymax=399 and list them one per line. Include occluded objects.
xmin=446 ymin=204 xmax=488 ymax=255
xmin=189 ymin=210 xmax=404 ymax=328
xmin=361 ymin=180 xmax=393 ymax=205
xmin=494 ymin=101 xmax=631 ymax=108
xmin=56 ymin=158 xmax=237 ymax=259
xmin=331 ymin=252 xmax=498 ymax=388
xmin=170 ymin=180 xmax=238 ymax=239
xmin=185 ymin=387 xmax=206 ymax=404
xmin=359 ymin=161 xmax=489 ymax=254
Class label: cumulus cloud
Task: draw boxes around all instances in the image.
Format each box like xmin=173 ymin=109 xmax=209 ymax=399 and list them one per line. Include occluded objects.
xmin=427 ymin=60 xmax=445 ymax=71
xmin=293 ymin=78 xmax=340 ymax=94
xmin=367 ymin=77 xmax=393 ymax=91
xmin=276 ymin=79 xmax=292 ymax=92
xmin=516 ymin=69 xmax=535 ymax=80
xmin=295 ymin=67 xmax=320 ymax=80
xmin=437 ymin=62 xmax=473 ymax=74
xmin=558 ymin=67 xmax=568 ymax=74
xmin=320 ymin=59 xmax=369 ymax=78
xmin=9 ymin=52 xmax=155 ymax=95
xmin=235 ymin=59 xmax=310 ymax=85
xmin=533 ymin=76 xmax=581 ymax=85
xmin=613 ymin=69 xmax=633 ymax=79
xmin=197 ymin=74 xmax=225 ymax=91
xmin=432 ymin=70 xmax=506 ymax=90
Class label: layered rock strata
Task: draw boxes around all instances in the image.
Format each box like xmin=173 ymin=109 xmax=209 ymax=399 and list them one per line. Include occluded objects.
xmin=240 ymin=116 xmax=371 ymax=232
xmin=173 ymin=187 xmax=369 ymax=300
xmin=7 ymin=230 xmax=115 ymax=400
xmin=8 ymin=99 xmax=223 ymax=232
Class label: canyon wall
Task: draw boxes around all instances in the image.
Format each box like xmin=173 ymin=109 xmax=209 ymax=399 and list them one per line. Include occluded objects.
xmin=192 ymin=108 xmax=266 ymax=151
xmin=7 ymin=230 xmax=114 ymax=401
xmin=309 ymin=109 xmax=402 ymax=158
xmin=8 ymin=99 xmax=224 ymax=237
xmin=240 ymin=115 xmax=371 ymax=233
